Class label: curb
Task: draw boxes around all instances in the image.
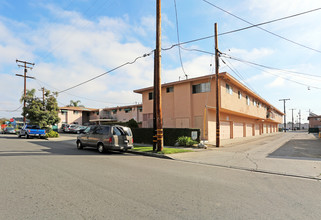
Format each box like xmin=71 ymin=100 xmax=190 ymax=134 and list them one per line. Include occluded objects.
xmin=128 ymin=150 xmax=173 ymax=160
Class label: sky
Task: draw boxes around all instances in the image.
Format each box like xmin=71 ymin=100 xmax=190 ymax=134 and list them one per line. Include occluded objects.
xmin=1 ymin=0 xmax=321 ymax=124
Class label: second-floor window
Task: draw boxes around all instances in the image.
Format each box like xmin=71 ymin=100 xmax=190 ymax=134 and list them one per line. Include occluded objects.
xmin=246 ymin=96 xmax=250 ymax=105
xmin=166 ymin=87 xmax=174 ymax=93
xmin=148 ymin=92 xmax=153 ymax=100
xmin=192 ymin=82 xmax=210 ymax=94
xmin=238 ymin=91 xmax=242 ymax=99
xmin=226 ymin=84 xmax=232 ymax=95
xmin=253 ymin=100 xmax=256 ymax=106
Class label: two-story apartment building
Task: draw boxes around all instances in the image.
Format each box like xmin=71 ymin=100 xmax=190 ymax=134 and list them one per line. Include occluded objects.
xmin=101 ymin=104 xmax=143 ymax=123
xmin=307 ymin=113 xmax=321 ymax=128
xmin=58 ymin=104 xmax=143 ymax=127
xmin=58 ymin=106 xmax=100 ymax=128
xmin=134 ymin=72 xmax=283 ymax=145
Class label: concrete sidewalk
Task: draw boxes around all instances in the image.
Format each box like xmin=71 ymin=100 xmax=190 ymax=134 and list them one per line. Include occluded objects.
xmin=169 ymin=132 xmax=321 ymax=180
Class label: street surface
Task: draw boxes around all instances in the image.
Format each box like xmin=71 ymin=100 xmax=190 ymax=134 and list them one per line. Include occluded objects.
xmin=171 ymin=131 xmax=321 ymax=179
xmin=0 ymin=133 xmax=321 ymax=219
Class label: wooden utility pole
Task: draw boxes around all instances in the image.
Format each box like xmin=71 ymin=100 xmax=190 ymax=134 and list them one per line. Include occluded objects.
xmin=153 ymin=50 xmax=157 ymax=151
xmin=290 ymin=108 xmax=296 ymax=130
xmin=279 ymin=98 xmax=290 ymax=132
xmin=155 ymin=0 xmax=163 ymax=151
xmin=298 ymin=110 xmax=301 ymax=130
xmin=215 ymin=23 xmax=220 ymax=147
xmin=16 ymin=59 xmax=35 ymax=123
xmin=39 ymin=87 xmax=45 ymax=110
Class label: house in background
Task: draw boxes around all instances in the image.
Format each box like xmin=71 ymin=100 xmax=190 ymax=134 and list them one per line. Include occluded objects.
xmin=58 ymin=106 xmax=99 ymax=128
xmin=58 ymin=104 xmax=143 ymax=127
xmin=134 ymin=72 xmax=283 ymax=145
xmin=100 ymin=104 xmax=142 ymax=123
xmin=307 ymin=113 xmax=321 ymax=128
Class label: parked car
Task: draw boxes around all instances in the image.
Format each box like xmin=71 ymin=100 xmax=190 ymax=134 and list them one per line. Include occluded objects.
xmin=76 ymin=125 xmax=133 ymax=153
xmin=64 ymin=124 xmax=79 ymax=133
xmin=2 ymin=127 xmax=17 ymax=134
xmin=68 ymin=124 xmax=80 ymax=133
xmin=73 ymin=125 xmax=87 ymax=134
xmin=19 ymin=124 xmax=46 ymax=139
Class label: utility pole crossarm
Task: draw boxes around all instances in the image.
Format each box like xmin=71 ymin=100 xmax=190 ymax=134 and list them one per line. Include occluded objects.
xmin=16 ymin=59 xmax=35 ymax=123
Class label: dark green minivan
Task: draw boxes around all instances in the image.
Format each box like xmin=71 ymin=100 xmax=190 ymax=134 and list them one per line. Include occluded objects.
xmin=76 ymin=125 xmax=134 ymax=153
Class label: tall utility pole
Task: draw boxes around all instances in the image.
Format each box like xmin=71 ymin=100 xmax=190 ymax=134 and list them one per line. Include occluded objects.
xmin=39 ymin=87 xmax=45 ymax=110
xmin=214 ymin=23 xmax=220 ymax=147
xmin=298 ymin=110 xmax=301 ymax=130
xmin=153 ymin=51 xmax=157 ymax=151
xmin=290 ymin=108 xmax=296 ymax=131
xmin=155 ymin=0 xmax=163 ymax=151
xmin=279 ymin=98 xmax=290 ymax=132
xmin=16 ymin=59 xmax=35 ymax=123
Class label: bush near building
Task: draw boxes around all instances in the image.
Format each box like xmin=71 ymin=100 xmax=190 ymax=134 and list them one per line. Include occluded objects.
xmin=132 ymin=128 xmax=200 ymax=146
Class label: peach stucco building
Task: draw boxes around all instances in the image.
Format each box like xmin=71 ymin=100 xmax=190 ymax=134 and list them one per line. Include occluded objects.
xmin=134 ymin=72 xmax=283 ymax=144
xmin=58 ymin=106 xmax=100 ymax=127
xmin=101 ymin=104 xmax=143 ymax=123
xmin=58 ymin=104 xmax=143 ymax=127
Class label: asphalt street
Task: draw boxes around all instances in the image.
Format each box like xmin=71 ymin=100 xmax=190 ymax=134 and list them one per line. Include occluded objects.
xmin=0 ymin=133 xmax=321 ymax=219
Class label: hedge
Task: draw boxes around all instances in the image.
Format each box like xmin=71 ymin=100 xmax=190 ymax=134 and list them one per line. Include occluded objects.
xmin=308 ymin=128 xmax=319 ymax=133
xmin=132 ymin=128 xmax=200 ymax=146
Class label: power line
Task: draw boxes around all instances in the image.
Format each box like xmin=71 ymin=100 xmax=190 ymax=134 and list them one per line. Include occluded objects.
xmin=0 ymin=105 xmax=23 ymax=112
xmin=179 ymin=47 xmax=321 ymax=79
xmin=173 ymin=0 xmax=188 ymax=79
xmin=57 ymin=50 xmax=154 ymax=93
xmin=221 ymin=54 xmax=321 ymax=79
xmin=201 ymin=0 xmax=321 ymax=53
xmin=220 ymin=57 xmax=260 ymax=95
xmin=225 ymin=55 xmax=321 ymax=90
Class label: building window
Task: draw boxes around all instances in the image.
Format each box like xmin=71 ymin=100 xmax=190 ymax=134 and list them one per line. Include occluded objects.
xmin=96 ymin=111 xmax=99 ymax=115
xmin=226 ymin=84 xmax=232 ymax=95
xmin=253 ymin=100 xmax=256 ymax=106
xmin=138 ymin=107 xmax=143 ymax=112
xmin=148 ymin=92 xmax=153 ymax=100
xmin=192 ymin=82 xmax=210 ymax=94
xmin=166 ymin=87 xmax=174 ymax=93
xmin=246 ymin=96 xmax=250 ymax=105
xmin=124 ymin=108 xmax=132 ymax=113
xmin=238 ymin=91 xmax=242 ymax=99
xmin=73 ymin=110 xmax=79 ymax=115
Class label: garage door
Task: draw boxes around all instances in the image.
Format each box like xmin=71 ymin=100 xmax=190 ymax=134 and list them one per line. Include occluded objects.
xmin=254 ymin=124 xmax=260 ymax=136
xmin=234 ymin=122 xmax=243 ymax=138
xmin=220 ymin=121 xmax=230 ymax=139
xmin=263 ymin=124 xmax=267 ymax=133
xmin=246 ymin=124 xmax=253 ymax=137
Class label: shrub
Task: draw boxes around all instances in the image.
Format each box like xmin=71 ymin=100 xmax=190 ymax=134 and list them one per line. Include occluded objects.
xmin=177 ymin=136 xmax=198 ymax=147
xmin=46 ymin=130 xmax=59 ymax=138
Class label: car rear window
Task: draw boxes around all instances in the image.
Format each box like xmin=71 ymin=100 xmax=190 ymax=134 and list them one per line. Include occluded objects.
xmin=113 ymin=126 xmax=132 ymax=136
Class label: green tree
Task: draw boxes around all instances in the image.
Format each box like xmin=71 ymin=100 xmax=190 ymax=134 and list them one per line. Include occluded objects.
xmin=20 ymin=89 xmax=60 ymax=128
xmin=67 ymin=100 xmax=84 ymax=107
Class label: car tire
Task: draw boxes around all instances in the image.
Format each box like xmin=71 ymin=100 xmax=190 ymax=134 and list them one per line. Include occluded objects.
xmin=76 ymin=140 xmax=83 ymax=150
xmin=18 ymin=134 xmax=21 ymax=138
xmin=97 ymin=143 xmax=105 ymax=153
xmin=25 ymin=134 xmax=29 ymax=139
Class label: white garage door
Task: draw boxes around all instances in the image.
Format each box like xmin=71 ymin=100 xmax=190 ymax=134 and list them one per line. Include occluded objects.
xmin=220 ymin=121 xmax=231 ymax=139
xmin=254 ymin=124 xmax=260 ymax=136
xmin=234 ymin=122 xmax=243 ymax=138
xmin=246 ymin=124 xmax=253 ymax=137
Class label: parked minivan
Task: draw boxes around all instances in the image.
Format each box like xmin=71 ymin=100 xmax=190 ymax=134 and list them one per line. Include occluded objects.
xmin=76 ymin=125 xmax=134 ymax=153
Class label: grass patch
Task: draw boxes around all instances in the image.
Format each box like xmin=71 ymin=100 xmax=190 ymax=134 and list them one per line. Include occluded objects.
xmin=133 ymin=145 xmax=193 ymax=154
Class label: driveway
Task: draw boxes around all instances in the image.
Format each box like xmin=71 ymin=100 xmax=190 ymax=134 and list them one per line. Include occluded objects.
xmin=169 ymin=132 xmax=321 ymax=179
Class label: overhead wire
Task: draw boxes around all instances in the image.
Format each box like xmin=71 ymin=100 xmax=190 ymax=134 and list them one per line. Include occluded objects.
xmin=200 ymin=0 xmax=321 ymax=53
xmin=57 ymin=50 xmax=154 ymax=93
xmin=220 ymin=57 xmax=260 ymax=95
xmin=221 ymin=55 xmax=321 ymax=90
xmin=173 ymin=0 xmax=188 ymax=79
